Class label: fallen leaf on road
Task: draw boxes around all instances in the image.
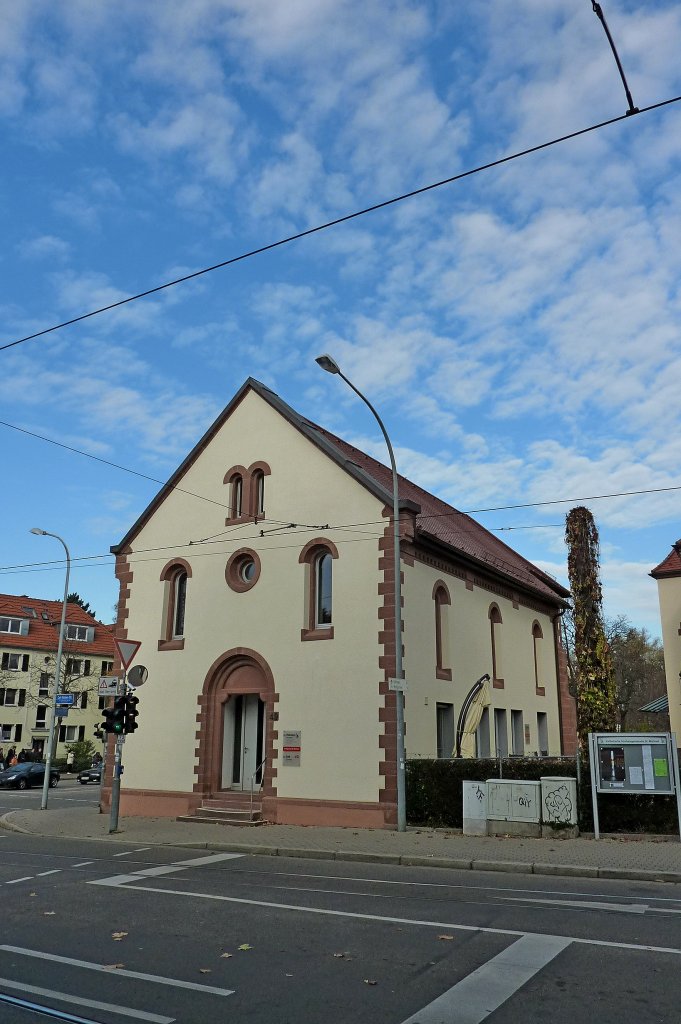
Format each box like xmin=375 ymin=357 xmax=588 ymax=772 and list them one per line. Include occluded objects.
xmin=285 ymin=973 xmax=294 ymax=978
xmin=220 ymin=953 xmax=233 ymax=959
xmin=112 ymin=932 xmax=128 ymax=941
xmin=437 ymin=935 xmax=454 ymax=941
xmin=364 ymin=979 xmax=377 ymax=986
xmin=29 ymin=893 xmax=36 ymax=897
xmin=43 ymin=911 xmax=55 ymax=916
xmin=238 ymin=944 xmax=252 ymax=951
xmin=199 ymin=969 xmax=211 ymax=974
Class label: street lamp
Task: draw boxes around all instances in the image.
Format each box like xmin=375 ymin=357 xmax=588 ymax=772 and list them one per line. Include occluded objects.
xmin=29 ymin=528 xmax=70 ymax=810
xmin=315 ymin=354 xmax=407 ymax=831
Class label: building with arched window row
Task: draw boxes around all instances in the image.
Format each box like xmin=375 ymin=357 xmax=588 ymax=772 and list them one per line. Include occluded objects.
xmin=108 ymin=378 xmax=574 ymax=828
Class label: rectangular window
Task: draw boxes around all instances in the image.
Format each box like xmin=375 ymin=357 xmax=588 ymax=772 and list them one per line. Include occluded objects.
xmin=1 ymin=725 xmax=11 ymax=742
xmin=0 ymin=617 xmax=26 ymax=635
xmin=3 ymin=689 xmax=18 ymax=706
xmin=66 ymin=659 xmax=82 ymax=677
xmin=39 ymin=673 xmax=51 ymax=696
xmin=476 ymin=707 xmax=491 ymax=757
xmin=80 ymin=692 xmax=88 ymax=709
xmin=66 ymin=624 xmax=88 ymax=641
xmin=537 ymin=712 xmax=549 ymax=756
xmin=494 ymin=708 xmax=508 ymax=757
xmin=14 ymin=724 xmax=22 ymax=742
xmin=36 ymin=706 xmax=47 ymax=729
xmin=101 ymin=661 xmax=114 ymax=675
xmin=98 ymin=696 xmax=107 ymax=711
xmin=1 ymin=653 xmax=21 ymax=671
xmin=436 ymin=703 xmax=455 ymax=759
xmin=511 ymin=710 xmax=524 ymax=755
xmin=64 ymin=725 xmax=78 ymax=742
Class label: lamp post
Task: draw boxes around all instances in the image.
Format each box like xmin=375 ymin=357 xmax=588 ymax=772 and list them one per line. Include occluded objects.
xmin=29 ymin=528 xmax=70 ymax=810
xmin=315 ymin=354 xmax=406 ymax=831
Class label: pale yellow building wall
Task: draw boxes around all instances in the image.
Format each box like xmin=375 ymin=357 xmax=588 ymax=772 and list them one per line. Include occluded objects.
xmin=119 ymin=390 xmax=384 ymax=802
xmin=657 ymin=577 xmax=681 ymax=743
xmin=402 ymin=559 xmax=562 ymax=758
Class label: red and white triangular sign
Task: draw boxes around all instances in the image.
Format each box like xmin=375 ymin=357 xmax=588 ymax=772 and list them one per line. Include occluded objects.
xmin=114 ymin=637 xmax=142 ymax=670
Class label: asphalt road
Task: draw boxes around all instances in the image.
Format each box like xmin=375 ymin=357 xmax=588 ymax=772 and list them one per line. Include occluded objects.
xmin=0 ymin=775 xmax=102 ymax=818
xmin=1 ymin=829 xmax=680 ymax=1023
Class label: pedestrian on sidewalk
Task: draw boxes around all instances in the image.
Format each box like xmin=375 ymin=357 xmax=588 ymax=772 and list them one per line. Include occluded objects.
xmin=0 ymin=747 xmax=5 ymax=771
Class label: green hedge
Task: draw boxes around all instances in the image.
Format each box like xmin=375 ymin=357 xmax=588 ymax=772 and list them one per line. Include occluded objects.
xmin=406 ymin=757 xmax=680 ymax=834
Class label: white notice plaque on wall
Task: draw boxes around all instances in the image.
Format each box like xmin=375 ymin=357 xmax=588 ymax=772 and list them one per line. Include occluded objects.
xmin=282 ymin=730 xmax=301 ymax=766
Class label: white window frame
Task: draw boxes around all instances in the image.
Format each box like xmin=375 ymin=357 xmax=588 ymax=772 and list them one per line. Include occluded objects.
xmin=173 ymin=572 xmax=187 ymax=639
xmin=66 ymin=624 xmax=88 ymax=642
xmin=0 ymin=617 xmax=25 ymax=635
xmin=39 ymin=673 xmax=51 ymax=696
xmin=3 ymin=654 xmax=21 ymax=672
xmin=4 ymin=689 xmax=18 ymax=706
xmin=64 ymin=725 xmax=78 ymax=742
xmin=1 ymin=725 xmax=11 ymax=742
xmin=36 ymin=705 xmax=47 ymax=729
xmin=66 ymin=659 xmax=82 ymax=677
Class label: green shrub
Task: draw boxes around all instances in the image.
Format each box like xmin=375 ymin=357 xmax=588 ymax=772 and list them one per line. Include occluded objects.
xmin=406 ymin=756 xmax=679 ymax=834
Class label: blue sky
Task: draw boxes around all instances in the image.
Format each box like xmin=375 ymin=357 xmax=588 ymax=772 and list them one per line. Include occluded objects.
xmin=1 ymin=1 xmax=680 ymax=634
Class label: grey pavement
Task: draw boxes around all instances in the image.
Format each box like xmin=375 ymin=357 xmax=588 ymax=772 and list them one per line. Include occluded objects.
xmin=3 ymin=800 xmax=681 ymax=883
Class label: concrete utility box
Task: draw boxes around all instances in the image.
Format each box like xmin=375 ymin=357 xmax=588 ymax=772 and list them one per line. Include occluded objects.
xmin=462 ymin=781 xmax=488 ymax=835
xmin=487 ymin=779 xmax=541 ymax=836
xmin=541 ymin=776 xmax=578 ymax=836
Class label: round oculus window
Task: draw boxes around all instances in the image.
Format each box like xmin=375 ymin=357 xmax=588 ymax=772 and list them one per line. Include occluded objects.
xmin=226 ymin=548 xmax=261 ymax=592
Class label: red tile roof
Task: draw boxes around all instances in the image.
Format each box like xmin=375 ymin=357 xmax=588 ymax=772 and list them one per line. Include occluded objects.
xmin=0 ymin=593 xmax=115 ymax=656
xmin=650 ymin=540 xmax=681 ymax=579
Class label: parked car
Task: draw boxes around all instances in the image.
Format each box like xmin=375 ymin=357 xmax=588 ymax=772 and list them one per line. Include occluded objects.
xmin=0 ymin=762 xmax=60 ymax=790
xmin=77 ymin=766 xmax=102 ymax=785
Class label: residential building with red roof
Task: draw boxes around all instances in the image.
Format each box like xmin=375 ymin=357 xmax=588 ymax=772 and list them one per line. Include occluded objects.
xmin=109 ymin=379 xmax=574 ymax=827
xmin=650 ymin=539 xmax=681 ymax=746
xmin=0 ymin=594 xmax=115 ymax=763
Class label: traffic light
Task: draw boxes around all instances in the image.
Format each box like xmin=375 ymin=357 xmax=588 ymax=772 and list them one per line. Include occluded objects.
xmin=103 ymin=695 xmax=126 ymax=735
xmin=124 ymin=693 xmax=139 ymax=734
xmin=94 ymin=726 xmax=104 ymax=741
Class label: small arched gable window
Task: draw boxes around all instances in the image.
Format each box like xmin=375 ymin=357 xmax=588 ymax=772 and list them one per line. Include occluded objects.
xmin=223 ymin=466 xmax=248 ymax=522
xmin=247 ymin=462 xmax=271 ymax=519
xmin=532 ymin=621 xmax=545 ymax=696
xmin=489 ymin=603 xmax=504 ymax=688
xmin=299 ymin=539 xmax=339 ymax=641
xmin=432 ymin=581 xmax=452 ymax=681
xmin=159 ymin=559 xmax=192 ymax=650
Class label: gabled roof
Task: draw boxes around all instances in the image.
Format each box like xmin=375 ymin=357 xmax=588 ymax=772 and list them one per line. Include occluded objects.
xmin=650 ymin=539 xmax=681 ymax=579
xmin=112 ymin=378 xmax=569 ymax=604
xmin=0 ymin=593 xmax=114 ymax=656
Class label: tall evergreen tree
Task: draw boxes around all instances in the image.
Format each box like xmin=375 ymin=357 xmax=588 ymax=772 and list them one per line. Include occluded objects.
xmin=565 ymin=506 xmax=617 ymax=750
xmin=66 ymin=592 xmax=96 ymax=618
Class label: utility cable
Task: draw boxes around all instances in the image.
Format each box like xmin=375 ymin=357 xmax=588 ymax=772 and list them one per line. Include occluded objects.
xmin=2 ymin=94 xmax=680 ymax=353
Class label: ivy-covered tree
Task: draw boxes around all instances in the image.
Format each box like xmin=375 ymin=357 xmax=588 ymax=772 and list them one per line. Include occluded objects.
xmin=565 ymin=506 xmax=617 ymax=750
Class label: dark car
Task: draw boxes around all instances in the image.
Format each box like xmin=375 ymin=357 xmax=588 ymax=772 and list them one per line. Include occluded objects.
xmin=0 ymin=762 xmax=60 ymax=790
xmin=77 ymin=766 xmax=102 ymax=785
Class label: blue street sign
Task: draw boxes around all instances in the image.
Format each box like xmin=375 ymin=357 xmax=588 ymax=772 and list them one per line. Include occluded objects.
xmin=55 ymin=694 xmax=75 ymax=707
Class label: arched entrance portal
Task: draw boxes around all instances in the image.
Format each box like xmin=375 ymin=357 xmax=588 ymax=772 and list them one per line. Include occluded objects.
xmin=196 ymin=649 xmax=276 ymax=800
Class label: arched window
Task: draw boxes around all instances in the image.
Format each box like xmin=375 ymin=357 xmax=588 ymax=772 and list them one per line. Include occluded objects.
xmin=159 ymin=559 xmax=192 ymax=650
xmin=231 ymin=475 xmax=243 ymax=519
xmin=252 ymin=470 xmax=265 ymax=517
xmin=489 ymin=604 xmax=504 ymax=688
xmin=315 ymin=552 xmax=332 ymax=626
xmin=298 ymin=539 xmax=339 ymax=641
xmin=433 ymin=581 xmax=452 ymax=681
xmin=532 ymin=621 xmax=545 ymax=696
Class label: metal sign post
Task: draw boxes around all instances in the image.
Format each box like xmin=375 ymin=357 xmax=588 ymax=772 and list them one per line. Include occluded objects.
xmin=108 ymin=672 xmax=126 ymax=834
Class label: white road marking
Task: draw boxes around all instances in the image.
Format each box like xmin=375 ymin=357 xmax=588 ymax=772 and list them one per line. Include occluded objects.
xmin=36 ymin=869 xmax=62 ymax=877
xmin=6 ymin=876 xmax=34 ymax=884
xmin=134 ymin=866 xmax=183 ymax=877
xmin=0 ymin=976 xmax=174 ymax=1023
xmin=270 ymin=869 xmax=681 ymax=905
xmin=0 ymin=945 xmax=234 ymax=996
xmin=72 ymin=861 xmax=94 ymax=867
xmin=87 ymin=880 xmax=681 ymax=956
xmin=172 ymin=853 xmax=245 ymax=866
xmin=498 ymin=895 xmax=648 ymax=914
xmin=399 ymin=934 xmax=571 ymax=1023
xmin=113 ymin=850 xmax=137 ymax=857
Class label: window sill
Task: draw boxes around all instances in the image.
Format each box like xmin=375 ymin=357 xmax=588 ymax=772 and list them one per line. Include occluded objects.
xmin=300 ymin=627 xmax=334 ymax=642
xmin=492 ymin=676 xmax=505 ymax=689
xmin=158 ymin=638 xmax=185 ymax=651
xmin=436 ymin=667 xmax=452 ymax=681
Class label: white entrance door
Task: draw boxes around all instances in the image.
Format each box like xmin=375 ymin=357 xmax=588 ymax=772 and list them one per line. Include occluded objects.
xmin=221 ymin=694 xmax=263 ymax=790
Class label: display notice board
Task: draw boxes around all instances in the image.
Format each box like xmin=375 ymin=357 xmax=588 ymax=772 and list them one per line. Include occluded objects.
xmin=588 ymin=732 xmax=681 ymax=840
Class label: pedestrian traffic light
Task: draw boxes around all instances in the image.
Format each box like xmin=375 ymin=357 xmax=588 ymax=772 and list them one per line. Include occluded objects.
xmin=124 ymin=693 xmax=139 ymax=734
xmin=94 ymin=726 xmax=104 ymax=741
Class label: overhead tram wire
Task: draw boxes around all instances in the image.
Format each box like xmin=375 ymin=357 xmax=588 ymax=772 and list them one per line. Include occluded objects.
xmin=2 ymin=95 xmax=680 ymax=354
xmin=0 ymin=473 xmax=679 ymax=578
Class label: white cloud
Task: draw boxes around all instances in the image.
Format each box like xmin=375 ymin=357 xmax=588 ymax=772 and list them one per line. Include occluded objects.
xmin=18 ymin=235 xmax=70 ymax=261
